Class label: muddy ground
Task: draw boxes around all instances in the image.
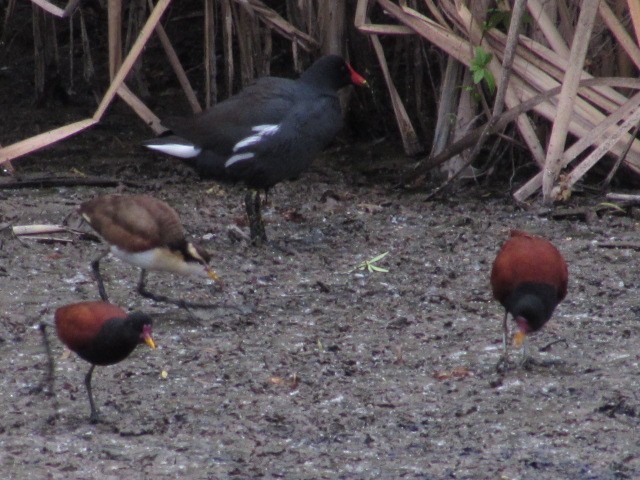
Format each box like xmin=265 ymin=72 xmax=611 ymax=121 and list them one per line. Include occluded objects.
xmin=1 ymin=74 xmax=640 ymax=479
xmin=2 ymin=121 xmax=640 ymax=479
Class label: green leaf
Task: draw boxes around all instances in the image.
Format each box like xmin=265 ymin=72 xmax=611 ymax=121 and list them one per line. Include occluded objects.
xmin=484 ymin=70 xmax=496 ymax=94
xmin=349 ymin=251 xmax=390 ymax=274
xmin=368 ymin=265 xmax=389 ymax=273
xmin=483 ymin=8 xmax=511 ymax=32
xmin=474 ymin=47 xmax=491 ymax=67
xmin=368 ymin=251 xmax=389 ymax=263
xmin=598 ymin=202 xmax=626 ymax=213
xmin=469 ymin=47 xmax=495 ymax=95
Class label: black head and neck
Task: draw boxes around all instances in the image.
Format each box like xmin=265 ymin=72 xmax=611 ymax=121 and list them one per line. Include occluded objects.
xmin=300 ymin=55 xmax=367 ymax=91
xmin=505 ymin=282 xmax=559 ymax=334
xmin=80 ymin=312 xmax=155 ymax=366
xmin=127 ymin=312 xmax=156 ymax=347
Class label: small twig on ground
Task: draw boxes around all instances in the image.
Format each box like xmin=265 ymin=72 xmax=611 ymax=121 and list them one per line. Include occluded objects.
xmin=0 ymin=176 xmax=142 ymax=189
xmin=539 ymin=338 xmax=569 ymax=352
xmin=596 ymin=241 xmax=640 ymax=251
xmin=602 ymin=119 xmax=640 ymax=189
xmin=606 ymin=192 xmax=640 ymax=204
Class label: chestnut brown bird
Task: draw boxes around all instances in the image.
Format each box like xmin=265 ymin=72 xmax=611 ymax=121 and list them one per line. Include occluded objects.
xmin=79 ymin=194 xmax=219 ymax=308
xmin=47 ymin=301 xmax=156 ymax=423
xmin=491 ymin=230 xmax=568 ymax=355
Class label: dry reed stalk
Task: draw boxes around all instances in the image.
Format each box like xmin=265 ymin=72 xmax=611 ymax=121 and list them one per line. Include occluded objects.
xmin=434 ymin=0 xmax=489 ymax=179
xmin=601 ymin=118 xmax=639 ymax=188
xmin=236 ymin=0 xmax=318 ymax=53
xmin=421 ymin=0 xmax=448 ymax=26
xmin=400 ymin=0 xmax=546 ymax=166
xmin=454 ymin=1 xmax=547 ymax=167
xmin=1 ymin=0 xmax=18 ymax=45
xmin=116 ymin=84 xmax=166 ymax=134
xmin=221 ymin=0 xmax=234 ymax=98
xmin=504 ymin=71 xmax=640 ymax=170
xmin=600 ymin=1 xmax=640 ymax=69
xmin=0 ymin=119 xmax=98 ymax=164
xmin=355 ymin=0 xmax=423 ymax=155
xmin=627 ymin=0 xmax=640 ymax=45
xmin=460 ymin=1 xmax=640 ymax=183
xmin=371 ymin=34 xmax=423 ymax=155
xmin=319 ymin=0 xmax=345 ymax=54
xmin=249 ymin=5 xmax=269 ymax=78
xmin=482 ymin=31 xmax=640 ymax=170
xmin=407 ymin=78 xmax=640 ymax=184
xmin=430 ymin=57 xmax=462 ymax=160
xmin=12 ymin=225 xmax=69 ymax=236
xmin=431 ymin=0 xmax=527 ymax=188
xmin=233 ymin=2 xmax=255 ymax=87
xmin=514 ymin=84 xmax=640 ymax=201
xmin=32 ymin=4 xmax=45 ymax=98
xmin=94 ymin=0 xmax=172 ymax=119
xmin=47 ymin=7 xmax=59 ymax=68
xmin=149 ymin=0 xmax=201 ymax=113
xmin=486 ymin=30 xmax=627 ymax=113
xmin=68 ymin=11 xmax=74 ymax=89
xmin=606 ymin=192 xmax=640 ymax=203
xmin=0 ymin=0 xmax=172 ymax=165
xmin=382 ymin=0 xmax=472 ymax=63
xmin=261 ymin=25 xmax=272 ymax=76
xmin=30 ymin=0 xmax=81 ymax=18
xmin=107 ymin=0 xmax=122 ymax=79
xmin=363 ymin=0 xmax=640 ymax=199
xmin=79 ymin=8 xmax=95 ymax=82
xmin=541 ymin=0 xmax=600 ymax=202
xmin=527 ymin=0 xmax=570 ymax=57
xmin=126 ymin=0 xmax=150 ymax=98
xmin=204 ymin=0 xmax=216 ymax=107
xmin=560 ymin=104 xmax=640 ymax=194
xmin=356 ymin=0 xmax=470 ymax=154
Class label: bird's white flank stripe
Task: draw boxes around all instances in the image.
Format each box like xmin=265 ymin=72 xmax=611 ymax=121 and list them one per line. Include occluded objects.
xmin=144 ymin=143 xmax=202 ymax=159
xmin=233 ymin=124 xmax=280 ymax=151
xmin=225 ymin=152 xmax=255 ymax=167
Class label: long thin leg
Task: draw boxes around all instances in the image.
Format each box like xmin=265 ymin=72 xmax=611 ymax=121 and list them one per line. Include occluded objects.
xmin=90 ymin=250 xmax=110 ymax=301
xmin=85 ymin=364 xmax=99 ymax=423
xmin=502 ymin=310 xmax=509 ymax=357
xmin=39 ymin=323 xmax=55 ymax=396
xmin=245 ymin=189 xmax=267 ymax=245
xmin=137 ymin=269 xmax=234 ymax=312
xmin=496 ymin=310 xmax=510 ymax=373
xmin=30 ymin=323 xmax=60 ymax=423
xmin=520 ymin=336 xmax=529 ymax=367
xmin=31 ymin=323 xmax=56 ymax=396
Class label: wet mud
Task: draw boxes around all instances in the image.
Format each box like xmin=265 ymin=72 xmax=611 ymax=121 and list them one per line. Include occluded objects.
xmin=2 ymin=132 xmax=640 ymax=479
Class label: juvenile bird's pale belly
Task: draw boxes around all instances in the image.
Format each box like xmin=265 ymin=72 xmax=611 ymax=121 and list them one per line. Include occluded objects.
xmin=110 ymin=246 xmax=200 ymax=276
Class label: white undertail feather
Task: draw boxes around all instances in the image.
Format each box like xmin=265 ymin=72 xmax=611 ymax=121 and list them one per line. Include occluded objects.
xmin=145 ymin=143 xmax=202 ymax=159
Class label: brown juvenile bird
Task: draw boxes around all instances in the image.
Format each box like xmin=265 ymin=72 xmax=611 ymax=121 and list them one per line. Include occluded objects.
xmin=490 ymin=230 xmax=568 ymax=356
xmin=79 ymin=194 xmax=219 ymax=307
xmin=45 ymin=301 xmax=156 ymax=423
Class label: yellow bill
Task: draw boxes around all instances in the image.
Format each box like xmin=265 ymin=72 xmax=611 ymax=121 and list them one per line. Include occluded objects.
xmin=513 ymin=331 xmax=526 ymax=348
xmin=144 ymin=334 xmax=157 ymax=349
xmin=207 ymin=268 xmax=220 ymax=281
